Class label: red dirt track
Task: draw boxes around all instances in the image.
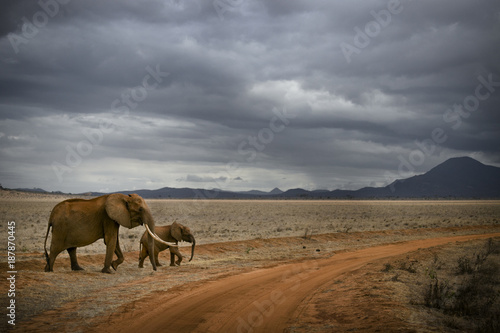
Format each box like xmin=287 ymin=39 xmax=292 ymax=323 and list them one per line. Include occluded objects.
xmin=92 ymin=232 xmax=500 ymax=333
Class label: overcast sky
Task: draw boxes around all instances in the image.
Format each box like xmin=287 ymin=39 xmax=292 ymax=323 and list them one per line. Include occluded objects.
xmin=1 ymin=0 xmax=499 ymax=194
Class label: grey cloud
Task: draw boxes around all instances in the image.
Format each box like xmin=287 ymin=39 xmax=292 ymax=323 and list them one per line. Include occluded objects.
xmin=178 ymin=175 xmax=228 ymax=183
xmin=0 ymin=0 xmax=499 ymax=192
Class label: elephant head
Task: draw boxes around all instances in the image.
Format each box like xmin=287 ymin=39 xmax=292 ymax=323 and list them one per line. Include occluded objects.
xmin=170 ymin=221 xmax=196 ymax=262
xmin=105 ymin=193 xmax=148 ymax=229
xmin=105 ymin=193 xmax=177 ymax=269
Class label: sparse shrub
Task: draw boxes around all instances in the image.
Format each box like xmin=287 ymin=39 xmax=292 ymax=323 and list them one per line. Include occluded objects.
xmin=303 ymin=228 xmax=313 ymax=240
xmin=451 ymin=255 xmax=499 ymax=319
xmin=423 ymin=276 xmax=453 ymax=310
xmin=452 ymin=275 xmax=485 ymax=316
xmin=425 ymin=267 xmax=438 ymax=280
xmin=398 ymin=257 xmax=418 ymax=273
xmin=381 ymin=263 xmax=393 ymax=272
xmin=456 ymin=255 xmax=474 ymax=274
xmin=336 ymin=224 xmax=352 ymax=233
xmin=419 ymin=239 xmax=500 ymax=331
xmin=431 ymin=253 xmax=442 ymax=270
xmin=485 ymin=237 xmax=500 ymax=255
xmin=456 ymin=239 xmax=495 ymax=275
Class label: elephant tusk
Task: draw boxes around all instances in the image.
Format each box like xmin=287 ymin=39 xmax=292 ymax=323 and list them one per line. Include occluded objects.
xmin=145 ymin=224 xmax=178 ymax=247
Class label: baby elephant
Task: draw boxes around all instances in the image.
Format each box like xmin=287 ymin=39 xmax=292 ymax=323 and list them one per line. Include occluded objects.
xmin=139 ymin=222 xmax=195 ymax=268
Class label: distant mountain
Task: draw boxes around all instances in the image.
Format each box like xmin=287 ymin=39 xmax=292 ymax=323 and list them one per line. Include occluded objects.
xmin=98 ymin=187 xmax=286 ymax=199
xmin=237 ymin=188 xmax=283 ymax=196
xmin=9 ymin=157 xmax=499 ymax=199
xmin=278 ymin=157 xmax=500 ymax=199
xmin=269 ymin=187 xmax=284 ymax=195
xmin=15 ymin=187 xmax=48 ymax=193
xmin=382 ymin=156 xmax=500 ymax=198
xmin=14 ymin=187 xmax=65 ymax=195
xmin=110 ymin=187 xmax=283 ymax=199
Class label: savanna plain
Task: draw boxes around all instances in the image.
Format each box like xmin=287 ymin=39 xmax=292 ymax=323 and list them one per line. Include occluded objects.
xmin=1 ymin=189 xmax=500 ymax=332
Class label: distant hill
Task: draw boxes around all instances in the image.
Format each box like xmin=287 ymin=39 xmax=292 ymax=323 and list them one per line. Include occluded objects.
xmin=236 ymin=187 xmax=284 ymax=196
xmin=11 ymin=157 xmax=500 ymax=199
xmin=13 ymin=187 xmax=65 ymax=195
xmin=278 ymin=157 xmax=500 ymax=199
xmin=381 ymin=157 xmax=500 ymax=198
xmin=110 ymin=187 xmax=284 ymax=199
xmin=116 ymin=157 xmax=500 ymax=199
xmin=14 ymin=187 xmax=49 ymax=193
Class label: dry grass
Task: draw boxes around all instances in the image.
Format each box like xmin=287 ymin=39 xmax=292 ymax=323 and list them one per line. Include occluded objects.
xmin=380 ymin=238 xmax=500 ymax=332
xmin=1 ymin=189 xmax=499 ymax=255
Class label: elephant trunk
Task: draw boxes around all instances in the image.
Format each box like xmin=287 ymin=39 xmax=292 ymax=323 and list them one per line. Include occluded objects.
xmin=145 ymin=219 xmax=157 ymax=271
xmin=189 ymin=235 xmax=195 ymax=262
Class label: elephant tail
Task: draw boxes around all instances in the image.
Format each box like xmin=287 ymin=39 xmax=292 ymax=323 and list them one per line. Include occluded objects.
xmin=43 ymin=222 xmax=52 ymax=267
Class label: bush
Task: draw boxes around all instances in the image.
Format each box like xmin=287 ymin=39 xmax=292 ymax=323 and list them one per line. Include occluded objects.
xmin=397 ymin=257 xmax=418 ymax=273
xmin=456 ymin=255 xmax=474 ymax=274
xmin=421 ymin=239 xmax=500 ymax=332
xmin=381 ymin=263 xmax=393 ymax=272
xmin=424 ymin=277 xmax=453 ymax=310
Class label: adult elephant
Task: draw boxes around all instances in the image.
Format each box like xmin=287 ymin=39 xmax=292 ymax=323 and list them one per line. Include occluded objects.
xmin=44 ymin=193 xmax=176 ymax=273
xmin=138 ymin=222 xmax=195 ymax=268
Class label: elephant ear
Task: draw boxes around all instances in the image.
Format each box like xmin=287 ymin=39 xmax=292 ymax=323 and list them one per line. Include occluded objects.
xmin=171 ymin=222 xmax=182 ymax=242
xmin=105 ymin=194 xmax=133 ymax=228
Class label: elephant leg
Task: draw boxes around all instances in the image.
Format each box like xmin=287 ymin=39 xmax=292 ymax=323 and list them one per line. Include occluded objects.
xmin=138 ymin=245 xmax=147 ymax=268
xmin=170 ymin=251 xmax=176 ymax=266
xmin=154 ymin=249 xmax=162 ymax=267
xmin=170 ymin=246 xmax=183 ymax=266
xmin=45 ymin=242 xmax=65 ymax=272
xmin=102 ymin=229 xmax=118 ymax=273
xmin=67 ymin=247 xmax=84 ymax=271
xmin=111 ymin=238 xmax=124 ymax=271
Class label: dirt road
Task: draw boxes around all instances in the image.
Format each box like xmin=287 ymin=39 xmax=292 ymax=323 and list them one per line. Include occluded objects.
xmin=90 ymin=232 xmax=500 ymax=333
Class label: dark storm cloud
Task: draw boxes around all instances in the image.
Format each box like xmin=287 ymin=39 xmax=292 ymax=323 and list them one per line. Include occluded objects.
xmin=0 ymin=0 xmax=499 ymax=192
